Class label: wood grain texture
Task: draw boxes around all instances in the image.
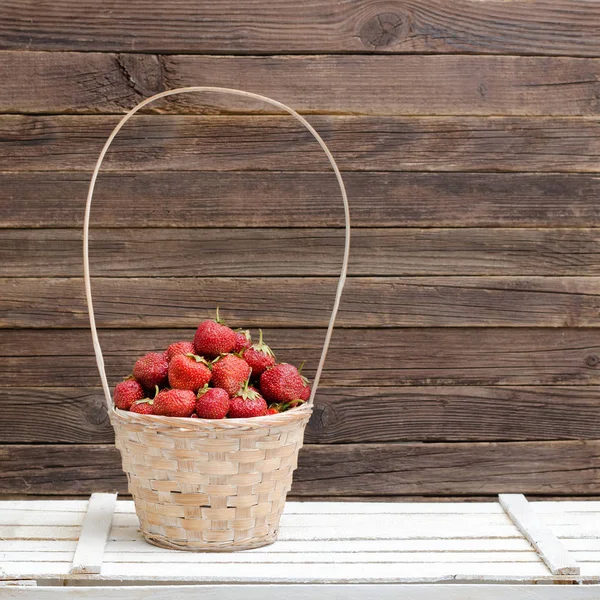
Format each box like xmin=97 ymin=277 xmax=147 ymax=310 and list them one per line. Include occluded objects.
xmin=1 ymin=1 xmax=600 ymax=55
xmin=3 ymin=276 xmax=600 ymax=328
xmin=4 ymin=172 xmax=600 ymax=229
xmin=2 ymin=328 xmax=600 ymax=387
xmin=3 ymin=386 xmax=600 ymax=444
xmin=3 ymin=52 xmax=600 ymax=116
xmin=3 ymin=115 xmax=600 ymax=172
xmin=5 ymin=228 xmax=600 ymax=277
xmin=1 ymin=441 xmax=598 ymax=496
xmin=292 ymin=440 xmax=600 ymax=496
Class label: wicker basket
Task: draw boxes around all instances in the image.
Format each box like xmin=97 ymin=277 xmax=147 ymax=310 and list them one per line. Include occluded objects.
xmin=83 ymin=87 xmax=350 ymax=551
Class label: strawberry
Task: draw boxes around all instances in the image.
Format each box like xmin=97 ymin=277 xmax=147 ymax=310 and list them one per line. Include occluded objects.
xmin=133 ymin=352 xmax=168 ymax=390
xmin=267 ymin=399 xmax=305 ymax=414
xmin=130 ymin=398 xmax=154 ymax=414
xmin=233 ymin=329 xmax=252 ymax=353
xmin=165 ymin=341 xmax=196 ymax=363
xmin=260 ymin=363 xmax=306 ymax=403
xmin=127 ymin=385 xmax=159 ymax=414
xmin=190 ymin=413 xmax=199 ymax=418
xmin=114 ymin=379 xmax=145 ymax=410
xmin=194 ymin=308 xmax=236 ymax=358
xmin=229 ymin=381 xmax=268 ymax=418
xmin=195 ymin=385 xmax=230 ymax=419
xmin=168 ymin=353 xmax=212 ymax=392
xmin=211 ymin=354 xmax=251 ymax=397
xmin=243 ymin=329 xmax=275 ymax=377
xmin=152 ymin=388 xmax=196 ymax=417
xmin=297 ymin=362 xmax=311 ymax=403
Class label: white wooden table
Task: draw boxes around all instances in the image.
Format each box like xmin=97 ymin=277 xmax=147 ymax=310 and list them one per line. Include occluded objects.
xmin=1 ymin=494 xmax=599 ymax=598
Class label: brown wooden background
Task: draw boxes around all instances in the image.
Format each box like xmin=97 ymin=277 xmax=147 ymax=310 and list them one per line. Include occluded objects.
xmin=1 ymin=1 xmax=600 ymax=499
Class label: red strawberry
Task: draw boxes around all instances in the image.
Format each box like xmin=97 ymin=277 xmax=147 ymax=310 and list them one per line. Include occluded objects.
xmin=211 ymin=354 xmax=251 ymax=397
xmin=114 ymin=379 xmax=145 ymax=410
xmin=260 ymin=363 xmax=306 ymax=403
xmin=195 ymin=385 xmax=230 ymax=419
xmin=229 ymin=381 xmax=268 ymax=418
xmin=168 ymin=353 xmax=212 ymax=392
xmin=233 ymin=329 xmax=252 ymax=353
xmin=133 ymin=352 xmax=168 ymax=390
xmin=165 ymin=341 xmax=196 ymax=363
xmin=268 ymin=399 xmax=305 ymax=414
xmin=190 ymin=413 xmax=199 ymax=418
xmin=267 ymin=407 xmax=279 ymax=415
xmin=153 ymin=389 xmax=196 ymax=417
xmin=194 ymin=308 xmax=236 ymax=358
xmin=130 ymin=398 xmax=154 ymax=414
xmin=299 ymin=384 xmax=311 ymax=402
xmin=243 ymin=329 xmax=275 ymax=377
xmin=294 ymin=361 xmax=311 ymax=404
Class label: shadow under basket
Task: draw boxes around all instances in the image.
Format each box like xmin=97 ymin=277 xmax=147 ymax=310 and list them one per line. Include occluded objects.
xmin=111 ymin=403 xmax=313 ymax=551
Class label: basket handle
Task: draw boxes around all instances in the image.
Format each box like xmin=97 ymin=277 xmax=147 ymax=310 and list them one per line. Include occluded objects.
xmin=84 ymin=87 xmax=350 ymax=411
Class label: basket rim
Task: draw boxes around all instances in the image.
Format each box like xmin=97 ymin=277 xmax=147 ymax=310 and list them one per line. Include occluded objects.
xmin=110 ymin=401 xmax=312 ymax=431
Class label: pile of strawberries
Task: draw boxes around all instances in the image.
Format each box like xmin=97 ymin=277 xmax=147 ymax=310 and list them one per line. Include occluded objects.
xmin=113 ymin=310 xmax=310 ymax=419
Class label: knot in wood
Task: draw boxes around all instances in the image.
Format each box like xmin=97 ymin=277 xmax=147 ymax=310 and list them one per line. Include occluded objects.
xmin=359 ymin=12 xmax=406 ymax=49
xmin=585 ymin=354 xmax=599 ymax=367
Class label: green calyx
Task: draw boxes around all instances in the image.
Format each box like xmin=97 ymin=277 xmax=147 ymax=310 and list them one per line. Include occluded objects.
xmin=197 ymin=383 xmax=210 ymax=398
xmin=251 ymin=329 xmax=275 ymax=357
xmin=134 ymin=385 xmax=159 ymax=407
xmin=185 ymin=353 xmax=211 ymax=366
xmin=297 ymin=360 xmax=310 ymax=385
xmin=270 ymin=398 xmax=306 ymax=413
xmin=236 ymin=378 xmax=261 ymax=401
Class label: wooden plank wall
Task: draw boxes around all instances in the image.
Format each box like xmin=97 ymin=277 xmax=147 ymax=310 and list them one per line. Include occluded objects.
xmin=1 ymin=1 xmax=600 ymax=498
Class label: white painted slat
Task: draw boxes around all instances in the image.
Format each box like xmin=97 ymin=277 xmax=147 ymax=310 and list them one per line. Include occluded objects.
xmin=532 ymin=501 xmax=600 ymax=513
xmin=580 ymin=564 xmax=600 ymax=577
xmin=573 ymin=552 xmax=600 ymax=562
xmin=107 ymin=538 xmax=535 ymax=553
xmin=0 ymin=511 xmax=85 ymax=526
xmin=282 ymin=502 xmax=505 ymax=514
xmin=0 ymin=562 xmax=73 ymax=577
xmin=565 ymin=539 xmax=600 ymax=551
xmin=3 ymin=584 xmax=600 ymax=600
xmin=14 ymin=507 xmax=594 ymax=529
xmin=0 ymin=501 xmax=88 ymax=512
xmin=103 ymin=551 xmax=540 ymax=564
xmin=111 ymin=511 xmax=515 ymax=528
xmin=539 ymin=513 xmax=600 ymax=527
xmin=108 ymin=524 xmax=524 ymax=541
xmin=0 ymin=541 xmax=77 ymax=553
xmin=0 ymin=551 xmax=74 ymax=563
xmin=99 ymin=560 xmax=557 ymax=582
xmin=70 ymin=493 xmax=117 ymax=575
xmin=0 ymin=525 xmax=80 ymax=540
xmin=499 ymin=493 xmax=580 ymax=576
xmin=111 ymin=504 xmax=600 ymax=528
xmin=116 ymin=523 xmax=599 ymax=541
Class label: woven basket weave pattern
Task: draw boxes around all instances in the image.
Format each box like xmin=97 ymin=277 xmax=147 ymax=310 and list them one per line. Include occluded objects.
xmin=111 ymin=404 xmax=312 ymax=550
